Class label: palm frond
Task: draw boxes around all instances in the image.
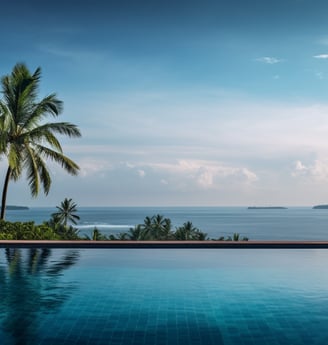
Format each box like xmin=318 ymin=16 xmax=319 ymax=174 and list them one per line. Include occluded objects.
xmin=35 ymin=155 xmax=52 ymax=195
xmin=24 ymin=145 xmax=39 ymax=196
xmin=0 ymin=63 xmax=81 ymax=217
xmin=23 ymin=94 xmax=63 ymax=130
xmin=8 ymin=144 xmax=21 ymax=172
xmin=28 ymin=122 xmax=81 ymax=142
xmin=24 ymin=127 xmax=63 ymax=152
xmin=51 ymin=198 xmax=80 ymax=226
xmin=35 ymin=145 xmax=80 ymax=175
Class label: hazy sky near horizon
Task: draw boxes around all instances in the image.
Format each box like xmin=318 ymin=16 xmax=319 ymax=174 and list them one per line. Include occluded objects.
xmin=2 ymin=0 xmax=328 ymax=206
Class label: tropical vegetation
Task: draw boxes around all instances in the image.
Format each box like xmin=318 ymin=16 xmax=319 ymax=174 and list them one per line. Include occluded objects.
xmin=0 ymin=198 xmax=81 ymax=240
xmin=85 ymin=214 xmax=249 ymax=242
xmin=51 ymin=198 xmax=80 ymax=227
xmin=0 ymin=220 xmax=60 ymax=240
xmin=0 ymin=207 xmax=249 ymax=241
xmin=0 ymin=63 xmax=81 ymax=219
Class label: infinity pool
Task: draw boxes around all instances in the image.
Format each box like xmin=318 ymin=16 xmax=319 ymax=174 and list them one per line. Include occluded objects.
xmin=1 ymin=248 xmax=328 ymax=345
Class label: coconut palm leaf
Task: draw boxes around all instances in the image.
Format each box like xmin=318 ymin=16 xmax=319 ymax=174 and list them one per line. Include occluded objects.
xmin=0 ymin=63 xmax=81 ymax=219
xmin=51 ymin=198 xmax=80 ymax=226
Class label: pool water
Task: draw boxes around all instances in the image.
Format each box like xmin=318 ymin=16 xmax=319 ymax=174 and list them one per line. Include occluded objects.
xmin=1 ymin=249 xmax=328 ymax=345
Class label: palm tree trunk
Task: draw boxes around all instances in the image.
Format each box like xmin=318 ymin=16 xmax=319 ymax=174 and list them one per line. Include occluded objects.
xmin=1 ymin=166 xmax=12 ymax=220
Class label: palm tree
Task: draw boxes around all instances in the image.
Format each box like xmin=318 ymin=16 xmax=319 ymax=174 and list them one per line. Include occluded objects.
xmin=175 ymin=221 xmax=207 ymax=240
xmin=51 ymin=198 xmax=80 ymax=227
xmin=139 ymin=214 xmax=173 ymax=240
xmin=175 ymin=221 xmax=195 ymax=240
xmin=127 ymin=224 xmax=148 ymax=240
xmin=88 ymin=228 xmax=107 ymax=240
xmin=0 ymin=63 xmax=81 ymax=219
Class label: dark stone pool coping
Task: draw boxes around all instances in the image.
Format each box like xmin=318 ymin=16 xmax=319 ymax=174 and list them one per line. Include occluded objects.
xmin=1 ymin=240 xmax=328 ymax=248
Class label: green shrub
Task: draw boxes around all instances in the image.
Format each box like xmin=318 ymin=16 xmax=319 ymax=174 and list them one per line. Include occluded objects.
xmin=0 ymin=220 xmax=60 ymax=240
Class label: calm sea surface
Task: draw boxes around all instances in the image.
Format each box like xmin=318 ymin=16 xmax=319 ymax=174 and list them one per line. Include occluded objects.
xmin=4 ymin=206 xmax=328 ymax=240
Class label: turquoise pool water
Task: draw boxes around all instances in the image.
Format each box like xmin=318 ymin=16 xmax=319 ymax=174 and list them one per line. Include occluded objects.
xmin=1 ymin=249 xmax=328 ymax=344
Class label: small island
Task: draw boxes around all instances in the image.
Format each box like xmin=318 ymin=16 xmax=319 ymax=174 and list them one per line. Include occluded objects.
xmin=5 ymin=205 xmax=29 ymax=210
xmin=248 ymin=206 xmax=288 ymax=210
xmin=313 ymin=205 xmax=328 ymax=209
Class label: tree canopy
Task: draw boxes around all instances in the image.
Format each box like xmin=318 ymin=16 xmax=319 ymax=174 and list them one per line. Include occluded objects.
xmin=0 ymin=63 xmax=81 ymax=219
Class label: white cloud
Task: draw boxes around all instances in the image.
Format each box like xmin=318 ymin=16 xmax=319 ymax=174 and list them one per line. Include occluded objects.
xmin=314 ymin=54 xmax=328 ymax=59
xmin=68 ymin=92 xmax=328 ymax=163
xmin=292 ymin=160 xmax=328 ymax=181
xmin=78 ymin=158 xmax=113 ymax=178
xmin=126 ymin=162 xmax=135 ymax=168
xmin=17 ymin=88 xmax=328 ymax=206
xmin=147 ymin=159 xmax=258 ymax=190
xmin=294 ymin=160 xmax=307 ymax=173
xmin=256 ymin=57 xmax=282 ymax=64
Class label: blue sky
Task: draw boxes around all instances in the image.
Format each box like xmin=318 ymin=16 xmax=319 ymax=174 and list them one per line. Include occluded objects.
xmin=2 ymin=0 xmax=328 ymax=206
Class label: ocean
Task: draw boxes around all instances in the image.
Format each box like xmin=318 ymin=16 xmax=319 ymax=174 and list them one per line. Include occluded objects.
xmin=4 ymin=206 xmax=328 ymax=240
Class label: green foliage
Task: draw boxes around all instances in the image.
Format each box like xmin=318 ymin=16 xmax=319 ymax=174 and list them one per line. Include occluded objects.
xmin=116 ymin=214 xmax=175 ymax=241
xmin=125 ymin=224 xmax=146 ymax=240
xmin=0 ymin=220 xmax=60 ymax=240
xmin=53 ymin=224 xmax=80 ymax=240
xmin=101 ymin=215 xmax=249 ymax=241
xmin=107 ymin=214 xmax=209 ymax=241
xmin=43 ymin=198 xmax=81 ymax=240
xmin=84 ymin=228 xmax=113 ymax=241
xmin=175 ymin=221 xmax=208 ymax=240
xmin=51 ymin=198 xmax=80 ymax=226
xmin=0 ymin=63 xmax=81 ymax=219
xmin=214 ymin=233 xmax=249 ymax=241
xmin=92 ymin=228 xmax=107 ymax=240
xmin=147 ymin=214 xmax=174 ymax=240
xmin=0 ymin=210 xmax=249 ymax=242
xmin=44 ymin=218 xmax=80 ymax=240
xmin=233 ymin=233 xmax=240 ymax=241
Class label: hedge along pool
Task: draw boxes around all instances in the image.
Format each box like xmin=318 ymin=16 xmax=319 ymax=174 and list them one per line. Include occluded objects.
xmin=1 ymin=248 xmax=328 ymax=345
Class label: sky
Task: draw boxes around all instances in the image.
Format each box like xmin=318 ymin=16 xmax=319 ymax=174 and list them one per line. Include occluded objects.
xmin=2 ymin=0 xmax=328 ymax=207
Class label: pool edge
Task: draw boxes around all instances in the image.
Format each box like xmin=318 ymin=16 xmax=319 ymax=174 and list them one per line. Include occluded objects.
xmin=1 ymin=240 xmax=328 ymax=248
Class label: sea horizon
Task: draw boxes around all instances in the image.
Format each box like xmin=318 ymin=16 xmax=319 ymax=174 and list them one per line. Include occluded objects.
xmin=4 ymin=206 xmax=328 ymax=241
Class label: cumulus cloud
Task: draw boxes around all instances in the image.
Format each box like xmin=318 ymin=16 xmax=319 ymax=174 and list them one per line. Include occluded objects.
xmin=294 ymin=160 xmax=307 ymax=173
xmin=78 ymin=159 xmax=113 ymax=178
xmin=148 ymin=159 xmax=258 ymax=190
xmin=256 ymin=57 xmax=282 ymax=64
xmin=292 ymin=160 xmax=328 ymax=181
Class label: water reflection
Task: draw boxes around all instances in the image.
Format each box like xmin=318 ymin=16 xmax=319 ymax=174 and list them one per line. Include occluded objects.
xmin=0 ymin=248 xmax=79 ymax=345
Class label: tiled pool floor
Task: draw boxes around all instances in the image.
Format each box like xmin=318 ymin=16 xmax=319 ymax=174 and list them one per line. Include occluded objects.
xmin=1 ymin=248 xmax=328 ymax=344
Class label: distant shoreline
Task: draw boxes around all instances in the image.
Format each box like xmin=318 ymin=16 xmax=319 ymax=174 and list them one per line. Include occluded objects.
xmin=6 ymin=205 xmax=29 ymax=210
xmin=312 ymin=205 xmax=328 ymax=209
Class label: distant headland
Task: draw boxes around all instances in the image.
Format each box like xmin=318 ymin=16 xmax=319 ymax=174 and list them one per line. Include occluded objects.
xmin=248 ymin=206 xmax=288 ymax=210
xmin=313 ymin=205 xmax=328 ymax=209
xmin=5 ymin=205 xmax=29 ymax=210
